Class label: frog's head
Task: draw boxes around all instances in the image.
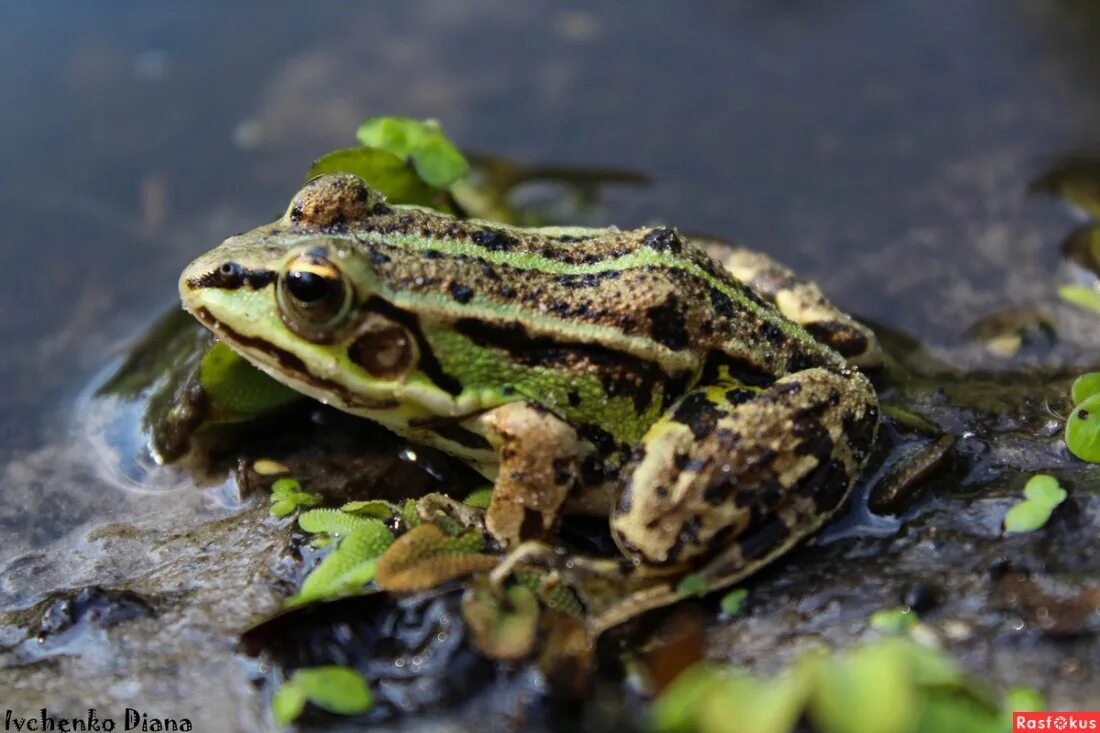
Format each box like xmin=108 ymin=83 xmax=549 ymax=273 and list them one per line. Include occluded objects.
xmin=179 ymin=174 xmax=438 ymax=416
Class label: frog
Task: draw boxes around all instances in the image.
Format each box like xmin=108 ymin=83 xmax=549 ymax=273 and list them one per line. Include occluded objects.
xmin=178 ymin=173 xmax=881 ymax=635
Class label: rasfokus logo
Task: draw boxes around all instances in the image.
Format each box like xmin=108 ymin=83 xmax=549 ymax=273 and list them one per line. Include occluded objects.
xmin=1014 ymin=712 xmax=1100 ymax=731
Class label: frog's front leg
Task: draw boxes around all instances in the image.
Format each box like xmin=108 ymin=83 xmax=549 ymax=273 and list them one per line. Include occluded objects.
xmin=610 ymin=365 xmax=878 ymax=585
xmin=469 ymin=402 xmax=584 ymax=547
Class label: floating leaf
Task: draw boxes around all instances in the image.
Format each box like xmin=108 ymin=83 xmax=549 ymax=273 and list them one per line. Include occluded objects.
xmin=305 ymin=147 xmax=439 ymax=207
xmin=1003 ymin=474 xmax=1068 ymax=533
xmin=199 ymin=342 xmax=301 ymax=419
xmin=719 ymin=588 xmax=748 ymax=617
xmin=288 ymin=523 xmax=394 ymax=605
xmin=676 ymin=574 xmax=708 ymax=598
xmin=1071 ymin=372 xmax=1100 ymax=405
xmin=268 ymin=478 xmax=320 ymax=518
xmin=1058 ymin=284 xmax=1100 ymax=316
xmin=272 ymin=665 xmax=372 ymax=724
xmin=411 ymin=136 xmax=469 ymax=188
xmin=1023 ymin=474 xmax=1067 ymax=505
xmin=1066 ymin=393 xmax=1100 ymax=463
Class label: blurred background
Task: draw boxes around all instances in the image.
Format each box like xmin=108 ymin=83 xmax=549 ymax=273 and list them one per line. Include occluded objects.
xmin=4 ymin=0 xmax=1100 ymax=448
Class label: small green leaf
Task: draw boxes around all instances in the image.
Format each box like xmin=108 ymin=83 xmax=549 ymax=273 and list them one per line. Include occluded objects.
xmin=1071 ymin=372 xmax=1100 ymax=405
xmin=1023 ymin=474 xmax=1067 ymax=505
xmin=410 ymin=136 xmax=469 ymax=188
xmin=298 ymin=508 xmax=388 ymax=537
xmin=401 ymin=499 xmax=421 ymax=528
xmin=271 ymin=478 xmax=302 ymax=496
xmin=676 ymin=574 xmax=708 ymax=598
xmin=1003 ymin=501 xmax=1054 ymax=533
xmin=356 ymin=116 xmax=468 ymax=188
xmin=356 ymin=116 xmax=439 ymax=157
xmin=199 ymin=342 xmax=301 ymax=418
xmin=463 ymin=487 xmax=494 ymax=509
xmin=289 ymin=523 xmax=395 ymax=605
xmin=271 ymin=681 xmax=307 ymax=725
xmin=436 ymin=528 xmax=486 ymax=554
xmin=719 ymin=588 xmax=748 ymax=617
xmin=305 ymin=147 xmax=440 ymax=207
xmin=1066 ymin=393 xmax=1100 ymax=463
xmin=270 ymin=501 xmax=297 ymax=518
xmin=1059 ymin=284 xmax=1100 ymax=316
xmin=1004 ymin=475 xmax=1067 ymax=533
xmin=273 ymin=666 xmax=372 ymax=723
xmin=869 ymin=607 xmax=918 ymax=634
xmin=267 ymin=478 xmax=319 ymax=517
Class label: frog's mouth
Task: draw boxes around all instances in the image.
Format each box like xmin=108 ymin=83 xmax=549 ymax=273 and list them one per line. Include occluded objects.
xmin=186 ymin=304 xmax=399 ymax=413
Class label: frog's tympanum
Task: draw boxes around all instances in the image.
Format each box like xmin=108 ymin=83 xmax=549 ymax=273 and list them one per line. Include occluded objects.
xmin=180 ymin=174 xmax=881 ymax=635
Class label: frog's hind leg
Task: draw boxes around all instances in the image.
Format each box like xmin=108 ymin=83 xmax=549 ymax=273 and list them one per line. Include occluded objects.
xmin=702 ymin=241 xmax=882 ymax=368
xmin=600 ymin=367 xmax=878 ymax=634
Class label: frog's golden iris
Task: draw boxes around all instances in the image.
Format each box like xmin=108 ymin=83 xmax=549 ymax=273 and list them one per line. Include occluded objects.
xmin=276 ymin=251 xmax=352 ymax=338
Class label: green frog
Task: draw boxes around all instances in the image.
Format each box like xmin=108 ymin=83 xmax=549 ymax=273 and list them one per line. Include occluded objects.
xmin=179 ymin=174 xmax=881 ymax=634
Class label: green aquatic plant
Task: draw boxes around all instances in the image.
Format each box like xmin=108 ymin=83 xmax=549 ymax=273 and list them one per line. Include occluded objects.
xmin=462 ymin=487 xmax=494 ymax=509
xmin=268 ymin=478 xmax=321 ymax=518
xmin=1002 ymin=474 xmax=1068 ymax=534
xmin=1058 ymin=284 xmax=1100 ymax=316
xmin=676 ymin=574 xmax=709 ymax=598
xmin=1065 ymin=372 xmax=1100 ymax=462
xmin=271 ymin=665 xmax=372 ymax=725
xmin=718 ymin=588 xmax=748 ymax=617
xmin=305 ymin=116 xmax=469 ymax=209
xmin=356 ymin=116 xmax=469 ymax=188
xmin=287 ymin=515 xmax=394 ymax=606
xmin=651 ymin=638 xmax=1043 ymax=733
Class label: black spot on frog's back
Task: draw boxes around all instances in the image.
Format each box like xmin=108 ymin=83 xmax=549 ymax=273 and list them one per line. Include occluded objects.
xmin=473 ymin=228 xmax=518 ymax=251
xmin=448 ymin=281 xmax=474 ymax=304
xmin=647 ymin=295 xmax=689 ymax=351
xmin=670 ymin=392 xmax=727 ymax=439
xmin=643 ymin=228 xmax=685 ymax=254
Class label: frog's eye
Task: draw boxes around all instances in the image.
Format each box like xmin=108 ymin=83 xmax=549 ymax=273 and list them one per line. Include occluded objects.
xmin=277 ymin=253 xmax=352 ymax=337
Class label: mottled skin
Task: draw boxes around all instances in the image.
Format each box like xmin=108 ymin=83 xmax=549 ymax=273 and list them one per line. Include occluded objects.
xmin=179 ymin=174 xmax=880 ymax=633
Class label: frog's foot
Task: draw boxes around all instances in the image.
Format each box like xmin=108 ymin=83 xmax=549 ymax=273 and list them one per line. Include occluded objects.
xmin=471 ymin=402 xmax=584 ymax=547
xmin=489 ymin=540 xmax=680 ymax=630
xmin=703 ymin=242 xmax=883 ymax=369
xmin=604 ymin=367 xmax=878 ymax=631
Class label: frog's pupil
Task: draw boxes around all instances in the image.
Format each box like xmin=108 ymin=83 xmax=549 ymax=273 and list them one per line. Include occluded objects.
xmin=287 ymin=270 xmax=329 ymax=304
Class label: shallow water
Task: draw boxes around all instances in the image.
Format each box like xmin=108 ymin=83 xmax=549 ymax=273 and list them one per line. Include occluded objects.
xmin=2 ymin=0 xmax=1099 ymax=725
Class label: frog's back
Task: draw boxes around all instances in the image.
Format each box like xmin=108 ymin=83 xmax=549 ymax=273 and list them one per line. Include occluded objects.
xmin=351 ymin=204 xmax=843 ymax=386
